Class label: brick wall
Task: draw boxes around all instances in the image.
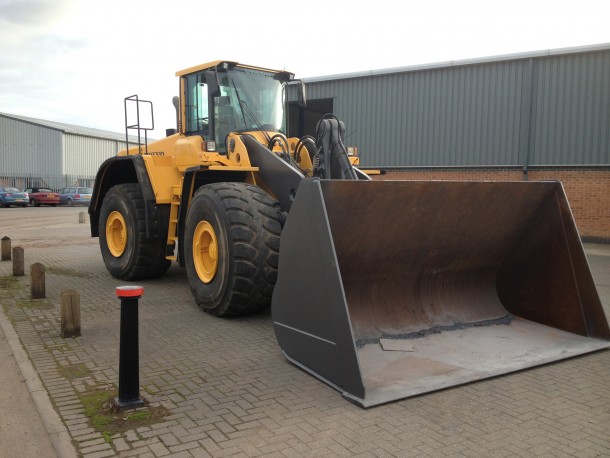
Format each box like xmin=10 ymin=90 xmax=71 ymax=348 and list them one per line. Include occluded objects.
xmin=373 ymin=167 xmax=610 ymax=241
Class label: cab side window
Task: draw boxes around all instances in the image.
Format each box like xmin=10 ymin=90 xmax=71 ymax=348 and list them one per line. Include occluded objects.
xmin=185 ymin=73 xmax=209 ymax=136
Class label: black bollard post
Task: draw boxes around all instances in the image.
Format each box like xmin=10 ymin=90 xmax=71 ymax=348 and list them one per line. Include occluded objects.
xmin=115 ymin=286 xmax=145 ymax=409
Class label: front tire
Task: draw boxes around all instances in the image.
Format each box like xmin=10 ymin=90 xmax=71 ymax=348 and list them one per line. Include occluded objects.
xmin=99 ymin=183 xmax=171 ymax=280
xmin=184 ymin=182 xmax=282 ymax=316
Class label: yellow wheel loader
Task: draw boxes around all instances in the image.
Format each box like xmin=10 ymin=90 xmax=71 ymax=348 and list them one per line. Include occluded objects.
xmin=90 ymin=60 xmax=610 ymax=407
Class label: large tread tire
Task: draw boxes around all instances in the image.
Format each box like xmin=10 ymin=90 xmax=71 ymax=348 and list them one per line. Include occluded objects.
xmin=99 ymin=183 xmax=171 ymax=280
xmin=184 ymin=182 xmax=282 ymax=316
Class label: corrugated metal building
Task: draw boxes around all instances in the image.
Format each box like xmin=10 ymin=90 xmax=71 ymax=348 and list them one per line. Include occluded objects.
xmin=291 ymin=43 xmax=610 ymax=168
xmin=288 ymin=43 xmax=610 ymax=240
xmin=0 ymin=113 xmax=134 ymax=189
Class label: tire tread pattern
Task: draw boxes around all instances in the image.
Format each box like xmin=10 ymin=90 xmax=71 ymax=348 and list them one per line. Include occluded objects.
xmin=100 ymin=183 xmax=170 ymax=280
xmin=190 ymin=182 xmax=281 ymax=316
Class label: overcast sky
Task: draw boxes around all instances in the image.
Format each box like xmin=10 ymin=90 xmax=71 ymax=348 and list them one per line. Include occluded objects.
xmin=1 ymin=0 xmax=609 ymax=139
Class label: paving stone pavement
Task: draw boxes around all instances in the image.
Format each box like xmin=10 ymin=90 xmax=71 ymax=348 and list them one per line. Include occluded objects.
xmin=0 ymin=207 xmax=609 ymax=457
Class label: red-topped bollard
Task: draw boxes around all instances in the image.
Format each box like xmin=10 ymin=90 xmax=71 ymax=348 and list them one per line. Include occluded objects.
xmin=115 ymin=286 xmax=145 ymax=409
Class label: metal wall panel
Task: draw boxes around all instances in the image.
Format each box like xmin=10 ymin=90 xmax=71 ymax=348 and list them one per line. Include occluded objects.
xmin=530 ymin=52 xmax=610 ymax=165
xmin=306 ymin=62 xmax=525 ymax=167
xmin=0 ymin=115 xmax=63 ymax=175
xmin=302 ymin=47 xmax=610 ymax=168
xmin=63 ymin=134 xmax=124 ymax=176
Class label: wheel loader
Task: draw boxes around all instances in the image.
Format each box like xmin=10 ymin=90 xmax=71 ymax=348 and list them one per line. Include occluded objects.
xmin=90 ymin=60 xmax=610 ymax=407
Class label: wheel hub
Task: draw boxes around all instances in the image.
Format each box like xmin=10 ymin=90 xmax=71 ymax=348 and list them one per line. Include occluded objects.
xmin=193 ymin=220 xmax=218 ymax=283
xmin=106 ymin=211 xmax=127 ymax=257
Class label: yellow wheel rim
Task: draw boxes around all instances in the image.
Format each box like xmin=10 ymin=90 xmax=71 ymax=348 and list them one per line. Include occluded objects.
xmin=193 ymin=220 xmax=218 ymax=283
xmin=106 ymin=211 xmax=127 ymax=257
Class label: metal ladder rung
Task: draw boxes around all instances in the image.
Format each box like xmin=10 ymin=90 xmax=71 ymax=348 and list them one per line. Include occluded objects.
xmin=165 ymin=183 xmax=182 ymax=261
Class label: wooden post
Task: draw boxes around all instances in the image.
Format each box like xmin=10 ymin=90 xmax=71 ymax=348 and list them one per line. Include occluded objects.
xmin=31 ymin=263 xmax=45 ymax=299
xmin=12 ymin=247 xmax=24 ymax=277
xmin=1 ymin=236 xmax=10 ymax=261
xmin=78 ymin=212 xmax=86 ymax=224
xmin=61 ymin=290 xmax=81 ymax=338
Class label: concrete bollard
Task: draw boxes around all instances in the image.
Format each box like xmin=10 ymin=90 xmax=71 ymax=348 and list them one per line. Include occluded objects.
xmin=12 ymin=247 xmax=24 ymax=276
xmin=61 ymin=290 xmax=81 ymax=338
xmin=31 ymin=263 xmax=45 ymax=299
xmin=1 ymin=236 xmax=11 ymax=261
xmin=115 ymin=286 xmax=145 ymax=409
xmin=78 ymin=212 xmax=86 ymax=224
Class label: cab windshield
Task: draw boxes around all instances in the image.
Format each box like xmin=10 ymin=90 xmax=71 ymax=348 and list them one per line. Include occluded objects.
xmin=214 ymin=67 xmax=285 ymax=147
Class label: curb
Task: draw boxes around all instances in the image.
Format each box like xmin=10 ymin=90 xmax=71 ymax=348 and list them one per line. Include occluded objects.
xmin=0 ymin=308 xmax=78 ymax=458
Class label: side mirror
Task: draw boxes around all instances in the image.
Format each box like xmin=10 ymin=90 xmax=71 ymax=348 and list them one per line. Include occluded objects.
xmin=172 ymin=96 xmax=180 ymax=131
xmin=297 ymin=80 xmax=307 ymax=108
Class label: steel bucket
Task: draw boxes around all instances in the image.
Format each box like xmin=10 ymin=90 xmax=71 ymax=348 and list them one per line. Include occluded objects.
xmin=272 ymin=179 xmax=610 ymax=407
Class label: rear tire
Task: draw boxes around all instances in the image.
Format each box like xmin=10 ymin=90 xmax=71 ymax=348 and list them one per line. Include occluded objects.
xmin=99 ymin=183 xmax=171 ymax=280
xmin=184 ymin=182 xmax=282 ymax=316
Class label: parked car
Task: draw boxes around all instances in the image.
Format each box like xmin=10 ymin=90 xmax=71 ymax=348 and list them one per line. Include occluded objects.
xmin=0 ymin=187 xmax=29 ymax=207
xmin=25 ymin=187 xmax=60 ymax=207
xmin=59 ymin=186 xmax=93 ymax=206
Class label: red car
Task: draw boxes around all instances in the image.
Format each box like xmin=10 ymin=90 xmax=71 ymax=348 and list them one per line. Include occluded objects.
xmin=25 ymin=187 xmax=60 ymax=207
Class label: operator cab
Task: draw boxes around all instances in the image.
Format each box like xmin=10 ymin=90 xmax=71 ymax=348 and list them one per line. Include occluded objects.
xmin=177 ymin=61 xmax=299 ymax=153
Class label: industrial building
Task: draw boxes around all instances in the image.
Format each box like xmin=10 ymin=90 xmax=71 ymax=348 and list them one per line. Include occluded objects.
xmin=0 ymin=113 xmax=135 ymax=190
xmin=289 ymin=43 xmax=610 ymax=241
xmin=1 ymin=43 xmax=608 ymax=240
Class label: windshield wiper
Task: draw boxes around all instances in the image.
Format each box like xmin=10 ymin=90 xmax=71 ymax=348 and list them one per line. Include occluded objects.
xmin=229 ymin=79 xmax=273 ymax=143
xmin=239 ymin=99 xmax=272 ymax=143
xmin=230 ymin=79 xmax=249 ymax=127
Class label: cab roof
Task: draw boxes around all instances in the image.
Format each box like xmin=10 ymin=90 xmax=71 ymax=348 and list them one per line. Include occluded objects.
xmin=175 ymin=60 xmax=294 ymax=80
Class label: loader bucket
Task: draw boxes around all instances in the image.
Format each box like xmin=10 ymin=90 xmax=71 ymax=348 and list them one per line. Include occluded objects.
xmin=272 ymin=179 xmax=610 ymax=407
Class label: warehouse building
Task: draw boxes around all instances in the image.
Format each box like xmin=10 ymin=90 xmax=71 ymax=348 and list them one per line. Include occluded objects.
xmin=0 ymin=113 xmax=135 ymax=190
xmin=289 ymin=43 xmax=610 ymax=241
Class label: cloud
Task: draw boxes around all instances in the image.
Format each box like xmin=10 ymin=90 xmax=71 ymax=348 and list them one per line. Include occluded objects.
xmin=0 ymin=29 xmax=87 ymax=94
xmin=0 ymin=0 xmax=89 ymax=128
xmin=0 ymin=0 xmax=82 ymax=58
xmin=0 ymin=0 xmax=72 ymax=26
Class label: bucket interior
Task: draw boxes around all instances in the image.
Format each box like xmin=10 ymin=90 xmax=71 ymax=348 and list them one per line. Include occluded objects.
xmin=320 ymin=180 xmax=610 ymax=405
